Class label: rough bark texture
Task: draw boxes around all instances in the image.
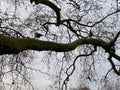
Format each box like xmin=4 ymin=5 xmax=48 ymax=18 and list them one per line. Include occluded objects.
xmin=0 ymin=34 xmax=108 ymax=54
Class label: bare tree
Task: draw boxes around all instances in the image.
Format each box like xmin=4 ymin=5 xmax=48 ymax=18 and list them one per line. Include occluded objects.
xmin=0 ymin=0 xmax=120 ymax=90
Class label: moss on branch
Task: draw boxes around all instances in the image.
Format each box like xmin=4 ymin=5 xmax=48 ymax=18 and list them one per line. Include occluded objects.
xmin=0 ymin=34 xmax=107 ymax=54
xmin=1 ymin=34 xmax=120 ymax=61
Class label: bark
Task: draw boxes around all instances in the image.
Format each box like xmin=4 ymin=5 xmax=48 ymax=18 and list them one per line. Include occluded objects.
xmin=30 ymin=0 xmax=61 ymax=26
xmin=1 ymin=34 xmax=120 ymax=73
xmin=0 ymin=34 xmax=108 ymax=54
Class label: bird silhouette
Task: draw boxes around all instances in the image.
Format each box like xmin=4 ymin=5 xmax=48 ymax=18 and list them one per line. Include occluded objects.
xmin=30 ymin=0 xmax=39 ymax=5
xmin=30 ymin=0 xmax=34 ymax=3
xmin=34 ymin=33 xmax=43 ymax=38
xmin=89 ymin=30 xmax=93 ymax=37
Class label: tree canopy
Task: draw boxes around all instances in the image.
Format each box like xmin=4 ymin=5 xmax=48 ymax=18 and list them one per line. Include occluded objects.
xmin=0 ymin=0 xmax=120 ymax=90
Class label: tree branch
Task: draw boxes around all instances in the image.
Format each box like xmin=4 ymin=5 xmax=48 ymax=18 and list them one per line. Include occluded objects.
xmin=62 ymin=50 xmax=95 ymax=89
xmin=0 ymin=34 xmax=120 ymax=61
xmin=108 ymin=55 xmax=120 ymax=75
xmin=30 ymin=0 xmax=61 ymax=26
xmin=0 ymin=34 xmax=107 ymax=54
xmin=108 ymin=31 xmax=120 ymax=47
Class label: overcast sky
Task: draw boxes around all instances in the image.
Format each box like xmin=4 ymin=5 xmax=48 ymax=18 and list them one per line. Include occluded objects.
xmin=0 ymin=0 xmax=120 ymax=90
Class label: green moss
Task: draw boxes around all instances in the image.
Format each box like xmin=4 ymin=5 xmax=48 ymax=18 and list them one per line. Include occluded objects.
xmin=0 ymin=35 xmax=110 ymax=55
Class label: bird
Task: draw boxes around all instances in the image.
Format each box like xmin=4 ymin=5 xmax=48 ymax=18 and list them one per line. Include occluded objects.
xmin=30 ymin=0 xmax=34 ymax=3
xmin=89 ymin=30 xmax=94 ymax=37
xmin=34 ymin=33 xmax=43 ymax=38
xmin=30 ymin=0 xmax=39 ymax=5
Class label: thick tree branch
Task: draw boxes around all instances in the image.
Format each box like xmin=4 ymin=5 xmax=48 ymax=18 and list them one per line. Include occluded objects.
xmin=30 ymin=0 xmax=61 ymax=26
xmin=0 ymin=34 xmax=120 ymax=61
xmin=0 ymin=34 xmax=107 ymax=54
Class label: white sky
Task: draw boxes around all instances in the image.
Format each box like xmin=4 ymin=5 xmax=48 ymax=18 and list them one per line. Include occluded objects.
xmin=0 ymin=0 xmax=120 ymax=90
xmin=0 ymin=1 xmax=54 ymax=89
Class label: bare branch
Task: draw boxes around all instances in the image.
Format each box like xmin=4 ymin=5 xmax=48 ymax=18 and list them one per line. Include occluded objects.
xmin=108 ymin=55 xmax=120 ymax=75
xmin=62 ymin=50 xmax=95 ymax=90
xmin=30 ymin=0 xmax=61 ymax=26
xmin=108 ymin=31 xmax=120 ymax=47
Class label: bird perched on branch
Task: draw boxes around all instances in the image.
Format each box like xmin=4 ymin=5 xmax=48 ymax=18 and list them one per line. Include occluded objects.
xmin=30 ymin=0 xmax=38 ymax=4
xmin=89 ymin=30 xmax=94 ymax=37
xmin=34 ymin=33 xmax=43 ymax=38
xmin=30 ymin=0 xmax=34 ymax=3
